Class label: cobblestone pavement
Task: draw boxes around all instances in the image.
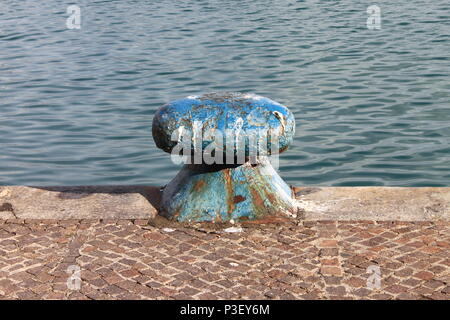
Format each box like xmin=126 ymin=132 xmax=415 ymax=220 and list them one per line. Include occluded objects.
xmin=0 ymin=219 xmax=448 ymax=300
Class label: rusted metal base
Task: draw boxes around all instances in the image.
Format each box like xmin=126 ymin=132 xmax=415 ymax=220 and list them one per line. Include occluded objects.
xmin=160 ymin=158 xmax=298 ymax=222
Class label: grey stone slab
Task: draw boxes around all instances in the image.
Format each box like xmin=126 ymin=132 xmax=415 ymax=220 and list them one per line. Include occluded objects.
xmin=294 ymin=187 xmax=450 ymax=221
xmin=0 ymin=186 xmax=160 ymax=219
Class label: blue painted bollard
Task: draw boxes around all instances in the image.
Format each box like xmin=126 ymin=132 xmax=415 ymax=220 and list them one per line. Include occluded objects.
xmin=152 ymin=92 xmax=298 ymax=222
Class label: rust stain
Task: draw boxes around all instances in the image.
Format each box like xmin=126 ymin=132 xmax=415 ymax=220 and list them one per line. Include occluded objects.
xmin=241 ymin=215 xmax=291 ymax=225
xmin=250 ymin=187 xmax=265 ymax=215
xmin=223 ymin=169 xmax=235 ymax=216
xmin=266 ymin=191 xmax=276 ymax=204
xmin=193 ymin=180 xmax=206 ymax=192
xmin=172 ymin=206 xmax=182 ymax=219
xmin=233 ymin=195 xmax=245 ymax=203
xmin=215 ymin=212 xmax=223 ymax=223
xmin=278 ymin=144 xmax=289 ymax=153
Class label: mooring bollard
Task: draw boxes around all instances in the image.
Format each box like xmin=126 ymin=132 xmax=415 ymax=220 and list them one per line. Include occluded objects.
xmin=152 ymin=92 xmax=297 ymax=222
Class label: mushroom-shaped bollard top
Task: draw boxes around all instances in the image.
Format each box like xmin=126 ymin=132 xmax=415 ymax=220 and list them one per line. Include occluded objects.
xmin=152 ymin=92 xmax=298 ymax=222
xmin=152 ymin=92 xmax=295 ymax=159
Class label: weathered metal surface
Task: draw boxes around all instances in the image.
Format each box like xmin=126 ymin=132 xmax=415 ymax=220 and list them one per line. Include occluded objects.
xmin=152 ymin=92 xmax=297 ymax=222
xmin=152 ymin=92 xmax=295 ymax=157
xmin=160 ymin=159 xmax=298 ymax=222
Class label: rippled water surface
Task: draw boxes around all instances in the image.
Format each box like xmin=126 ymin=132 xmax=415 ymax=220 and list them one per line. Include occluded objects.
xmin=1 ymin=0 xmax=449 ymax=186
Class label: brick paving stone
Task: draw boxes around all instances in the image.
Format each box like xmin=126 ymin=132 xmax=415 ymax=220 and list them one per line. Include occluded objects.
xmin=0 ymin=219 xmax=448 ymax=300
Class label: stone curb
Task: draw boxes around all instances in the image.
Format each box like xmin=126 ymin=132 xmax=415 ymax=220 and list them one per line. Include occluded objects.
xmin=0 ymin=186 xmax=448 ymax=221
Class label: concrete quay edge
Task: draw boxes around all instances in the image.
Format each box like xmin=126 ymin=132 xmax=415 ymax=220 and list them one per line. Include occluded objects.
xmin=0 ymin=186 xmax=448 ymax=221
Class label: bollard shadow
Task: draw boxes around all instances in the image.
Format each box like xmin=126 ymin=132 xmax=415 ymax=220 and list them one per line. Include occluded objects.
xmin=34 ymin=185 xmax=162 ymax=211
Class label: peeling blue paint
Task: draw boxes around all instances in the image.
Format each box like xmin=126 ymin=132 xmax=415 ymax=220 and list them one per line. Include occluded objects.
xmin=152 ymin=92 xmax=297 ymax=222
xmin=152 ymin=92 xmax=295 ymax=157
